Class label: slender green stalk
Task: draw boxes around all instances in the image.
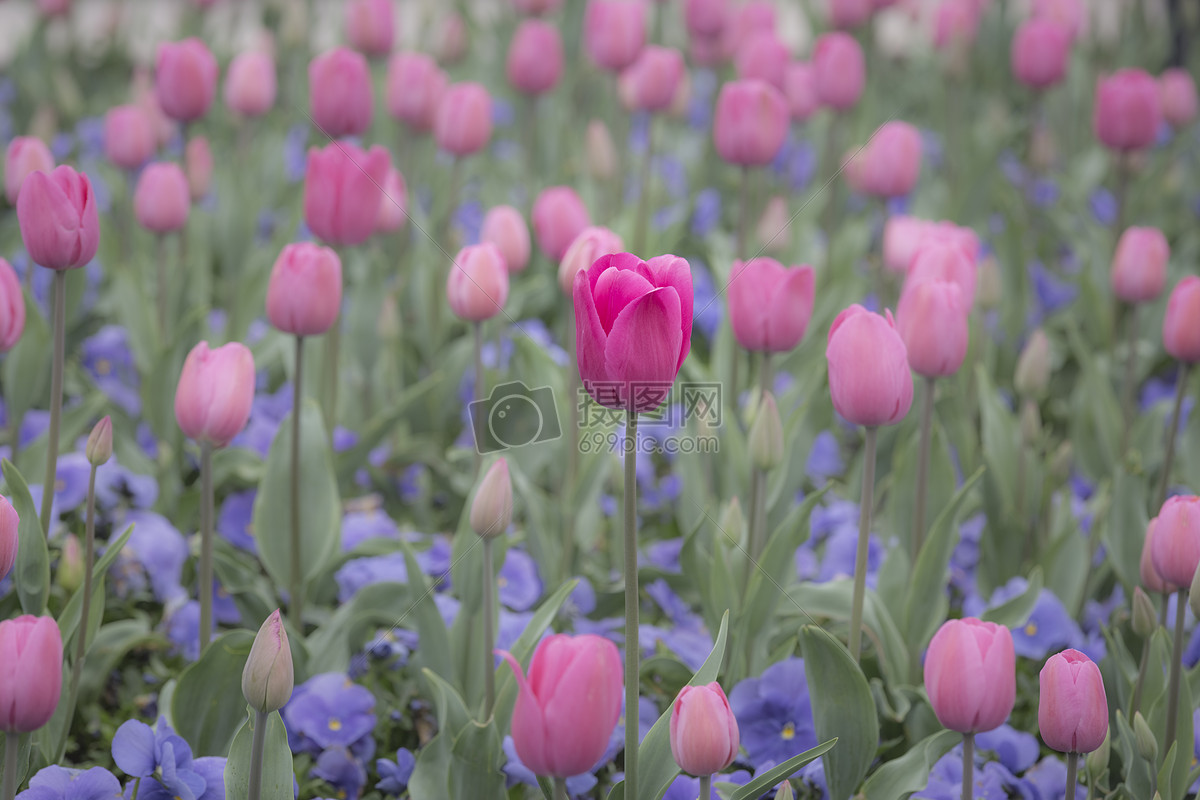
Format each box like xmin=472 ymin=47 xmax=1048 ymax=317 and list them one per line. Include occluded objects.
xmin=290 ymin=336 xmax=305 ymax=630
xmin=848 ymin=427 xmax=878 ymax=663
xmin=156 ymin=235 xmax=169 ymax=338
xmin=198 ymin=442 xmax=214 ymax=653
xmin=67 ymin=464 xmax=98 ymax=708
xmin=8 ymin=410 xmax=20 ymax=470
xmin=913 ymin=377 xmax=936 ymax=557
xmin=482 ymin=536 xmax=495 ymax=719
xmin=699 ymin=774 xmax=712 ymax=800
xmin=562 ymin=320 xmax=579 ymax=580
xmin=623 ymin=408 xmax=640 ymax=798
xmin=553 ymin=776 xmax=569 ymax=800
xmin=821 ymin=114 xmax=844 ymax=271
xmin=961 ymin=733 xmax=974 ymax=800
xmin=1131 ymin=632 xmax=1151 ymax=715
xmin=728 ymin=167 xmax=752 ymax=399
xmin=1112 ymin=154 xmax=1128 ymax=241
xmin=524 ymin=95 xmax=540 ymax=193
xmin=632 ymin=116 xmax=656 ymax=256
xmin=2 ymin=733 xmax=17 ymax=800
xmin=474 ymin=321 xmax=484 ymax=477
xmin=1164 ymin=588 xmax=1187 ymax=755
xmin=1157 ymin=362 xmax=1189 ymax=509
xmin=40 ymin=271 xmax=67 ymax=537
xmin=322 ymin=317 xmax=340 ymax=439
xmin=1119 ymin=304 xmax=1138 ymax=455
xmin=747 ymin=353 xmax=773 ymax=564
xmin=1065 ymin=752 xmax=1078 ymax=800
xmin=247 ymin=709 xmax=268 ymax=800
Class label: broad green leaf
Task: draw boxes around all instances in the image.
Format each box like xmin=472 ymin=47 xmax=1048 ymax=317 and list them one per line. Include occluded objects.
xmin=729 ymin=739 xmax=838 ymax=800
xmin=3 ymin=459 xmax=49 ymax=615
xmin=224 ymin=710 xmax=294 ymax=800
xmin=3 ymin=288 xmax=50 ymax=423
xmin=861 ymin=730 xmax=958 ymax=800
xmin=785 ymin=581 xmax=909 ymax=687
xmin=1104 ymin=465 xmax=1148 ymax=593
xmin=449 ymin=719 xmax=506 ymax=800
xmin=171 ymin=630 xmax=256 ymax=756
xmin=980 ymin=567 xmax=1043 ymax=628
xmin=742 ymin=487 xmax=828 ymax=636
xmin=77 ymin=618 xmax=156 ymax=701
xmin=409 ymin=669 xmax=475 ymax=800
xmin=399 ymin=539 xmax=454 ymax=680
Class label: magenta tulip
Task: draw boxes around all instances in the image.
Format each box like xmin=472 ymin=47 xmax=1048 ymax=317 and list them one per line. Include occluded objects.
xmin=0 ymin=615 xmax=63 ymax=733
xmin=224 ymin=51 xmax=277 ymax=118
xmin=1094 ymin=69 xmax=1162 ymax=152
xmin=1038 ymin=649 xmax=1108 ymax=754
xmin=5 ymin=137 xmax=55 ymax=204
xmin=1151 ymin=495 xmax=1200 ymax=589
xmin=826 ymin=304 xmax=913 ymax=427
xmin=17 ymin=165 xmax=99 ymax=271
xmin=1164 ymin=277 xmax=1200 ymax=363
xmin=303 ymin=142 xmax=389 ymax=246
xmin=447 ymin=244 xmax=510 ymax=322
xmin=375 ymin=168 xmax=409 ymax=234
xmin=309 ymin=48 xmax=373 ymax=138
xmin=532 ymin=186 xmax=590 ymax=261
xmin=1111 ymin=226 xmax=1168 ymax=303
xmin=896 ymin=279 xmax=969 ymax=378
xmin=481 ymin=205 xmax=532 ymax=273
xmin=558 ymin=226 xmax=624 ymax=295
xmin=727 ymin=258 xmax=815 ymax=353
xmin=266 ymin=243 xmax=343 ymax=337
xmin=1161 ymin=68 xmax=1198 ymax=129
xmin=1011 ymin=19 xmax=1071 ymax=90
xmin=735 ymin=31 xmax=789 ymax=91
xmin=346 ymin=0 xmax=395 ymax=57
xmin=175 ymin=341 xmax=255 ymax=448
xmin=0 ymin=259 xmax=24 ymax=353
xmin=784 ymin=61 xmax=821 ymax=122
xmin=155 ymin=39 xmax=218 ymax=123
xmin=508 ymin=21 xmax=564 ymax=96
xmin=925 ymin=617 xmax=1016 ymax=734
xmin=102 ymin=106 xmax=156 ymax=170
xmin=0 ymin=496 xmax=17 ymax=584
xmin=713 ymin=79 xmax=788 ymax=166
xmin=619 ymin=46 xmax=685 ymax=112
xmin=134 ymin=163 xmax=190 ymax=234
xmin=670 ymin=683 xmax=740 ymax=776
xmin=435 ymin=83 xmax=493 ymax=157
xmin=574 ymin=252 xmax=693 ymax=412
xmin=812 ymin=32 xmax=864 ymax=111
xmin=386 ymin=53 xmax=447 ymax=133
xmin=499 ymin=634 xmax=623 ymax=778
xmin=584 ymin=0 xmax=646 ymax=73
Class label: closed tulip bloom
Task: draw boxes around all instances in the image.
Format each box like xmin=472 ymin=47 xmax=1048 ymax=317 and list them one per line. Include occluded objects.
xmin=1033 ymin=0 xmax=1084 ymax=39
xmin=728 ymin=259 xmax=815 ymax=353
xmin=933 ymin=0 xmax=981 ymax=49
xmin=585 ymin=0 xmax=646 ymax=73
xmin=826 ymin=0 xmax=873 ymax=29
xmin=86 ymin=415 xmax=113 ymax=467
xmin=1038 ymin=649 xmax=1108 ymax=753
xmin=175 ymin=342 xmax=254 ymax=448
xmin=848 ymin=121 xmax=922 ymax=198
xmin=155 ymin=39 xmax=218 ymax=123
xmin=684 ymin=0 xmax=730 ymax=39
xmin=375 ymin=168 xmax=408 ymax=234
xmin=17 ymin=166 xmax=99 ymax=271
xmin=755 ymin=195 xmax=790 ymax=253
xmin=882 ymin=216 xmax=934 ymax=274
xmin=558 ymin=226 xmax=624 ymax=295
xmin=1014 ymin=329 xmax=1051 ymax=397
xmin=508 ymin=21 xmax=564 ymax=96
xmin=532 ymin=186 xmax=590 ymax=261
xmin=303 ymin=142 xmax=389 ymax=246
xmin=1160 ymin=68 xmax=1198 ymax=129
xmin=102 ymin=106 xmax=155 ymax=170
xmin=500 ymin=634 xmax=623 ymax=778
xmin=346 ymin=0 xmax=395 ymax=56
xmin=907 ymin=242 xmax=977 ymax=309
xmin=1011 ymin=19 xmax=1071 ymax=90
xmin=1164 ymin=277 xmax=1200 ymax=363
xmin=134 ymin=163 xmax=190 ymax=234
xmin=242 ymin=610 xmax=293 ymax=714
xmin=924 ymin=617 xmax=1016 ymax=734
xmin=0 ymin=496 xmax=17 ymax=584
xmin=925 ymin=221 xmax=981 ymax=265
xmin=0 ymin=616 xmax=63 ymax=733
xmin=385 ymin=53 xmax=447 ymax=132
xmin=309 ymin=48 xmax=373 ymax=138
xmin=185 ymin=137 xmax=213 ymax=201
xmin=812 ymin=33 xmax=864 ymax=111
xmin=435 ymin=83 xmax=493 ymax=157
xmin=1110 ymin=227 xmax=1168 ymax=303
xmin=586 ymin=120 xmax=618 ymax=180
xmin=575 ymin=253 xmax=693 ymax=412
xmin=4 ymin=137 xmax=54 ymax=205
xmin=735 ymin=32 xmax=789 ymax=91
xmin=513 ymin=0 xmax=564 ymax=13
xmin=826 ymin=304 xmax=913 ymax=427
xmin=266 ymin=243 xmax=343 ymax=336
xmin=1140 ymin=518 xmax=1176 ymax=594
xmin=470 ymin=458 xmax=513 ymax=538
xmin=481 ymin=206 xmax=531 ymax=273
xmin=670 ymin=683 xmax=739 ymax=776
xmin=713 ymin=79 xmax=788 ymax=166
xmin=0 ymin=259 xmax=24 ymax=353
xmin=1151 ymin=495 xmax=1200 ymax=589
xmin=1093 ymin=69 xmax=1162 ymax=152
xmin=224 ymin=51 xmax=276 ymax=117
xmin=896 ymin=279 xmax=969 ymax=377
xmin=447 ymin=244 xmax=510 ymax=322
xmin=784 ymin=62 xmax=821 ymax=122
xmin=619 ymin=46 xmax=685 ymax=112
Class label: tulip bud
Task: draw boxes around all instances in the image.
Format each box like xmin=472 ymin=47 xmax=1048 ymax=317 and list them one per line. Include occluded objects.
xmin=1020 ymin=399 xmax=1041 ymax=446
xmin=434 ymin=83 xmax=493 ymax=158
xmin=1132 ymin=712 xmax=1157 ymax=762
xmin=775 ymin=783 xmax=795 ymax=800
xmin=749 ymin=393 xmax=784 ymax=472
xmin=1037 ymin=648 xmax=1108 ymax=754
xmin=896 ymin=278 xmax=969 ymax=378
xmin=584 ymin=0 xmax=646 ymax=73
xmin=717 ymin=497 xmax=746 ymax=549
xmin=586 ymin=120 xmax=618 ymax=180
xmin=86 ymin=415 xmax=113 ymax=467
xmin=309 ymin=48 xmax=373 ymax=138
xmin=1150 ymin=494 xmax=1200 ymax=589
xmin=0 ymin=615 xmax=64 ymax=732
xmin=735 ymin=32 xmax=789 ymax=91
xmin=56 ymin=534 xmax=82 ymax=593
xmin=1162 ymin=277 xmax=1200 ymax=363
xmin=1093 ymin=70 xmax=1162 ymax=153
xmin=1131 ymin=587 xmax=1157 ymax=637
xmin=670 ymin=682 xmax=740 ymax=776
xmin=1111 ymin=227 xmax=1169 ymax=304
xmin=1085 ymin=729 xmax=1110 ymax=781
xmin=532 ymin=186 xmax=590 ymax=261
xmin=924 ymin=617 xmax=1016 ymax=734
xmin=435 ymin=13 xmax=468 ymax=65
xmin=481 ymin=205 xmax=531 ymax=274
xmin=447 ymin=244 xmax=509 ymax=322
xmin=784 ymin=62 xmax=820 ymax=123
xmin=224 ymin=51 xmax=277 ymax=118
xmin=1140 ymin=517 xmax=1176 ymax=594
xmin=507 ymin=20 xmax=564 ymax=96
xmin=812 ymin=32 xmax=864 ymax=111
xmin=1014 ymin=330 xmax=1051 ymax=398
xmin=174 ymin=341 xmax=256 ymax=448
xmin=1011 ymin=19 xmax=1071 ymax=91
xmin=620 ymin=46 xmax=686 ymax=112
xmin=713 ymin=79 xmax=788 ymax=167
xmin=558 ymin=226 xmax=624 ymax=296
xmin=134 ymin=163 xmax=190 ymax=234
xmin=345 ymin=0 xmax=395 ymax=57
xmin=470 ymin=459 xmax=513 ymax=538
xmin=266 ymin=243 xmax=343 ymax=337
xmin=976 ymin=255 xmax=1001 ymax=310
xmin=17 ymin=166 xmax=100 ymax=271
xmin=1049 ymin=441 xmax=1073 ymax=483
xmin=155 ymin=39 xmax=219 ymax=123
xmin=242 ymin=609 xmax=294 ymax=714
xmin=0 ymin=496 xmax=17 ymax=584
xmin=826 ymin=305 xmax=914 ymax=427
xmin=5 ymin=137 xmax=55 ymax=205
xmin=1160 ymin=68 xmax=1198 ymax=130
xmin=103 ymin=106 xmax=155 ymax=171
xmin=386 ymin=53 xmax=447 ymax=133
xmin=375 ymin=168 xmax=408 ymax=235
xmin=304 ymin=142 xmax=389 ymax=247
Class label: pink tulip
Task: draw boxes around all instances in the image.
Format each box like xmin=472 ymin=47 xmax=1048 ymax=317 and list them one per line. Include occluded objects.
xmin=155 ymin=39 xmax=219 ymax=123
xmin=1038 ymin=649 xmax=1108 ymax=754
xmin=103 ymin=106 xmax=156 ymax=170
xmin=0 ymin=496 xmax=17 ymax=583
xmin=375 ymin=168 xmax=409 ymax=234
xmin=500 ymin=634 xmax=622 ymax=778
xmin=507 ymin=21 xmax=564 ymax=96
xmin=447 ymin=244 xmax=510 ymax=322
xmin=924 ymin=221 xmax=981 ymax=264
xmin=1011 ymin=19 xmax=1071 ymax=90
xmin=670 ymin=683 xmax=739 ymax=776
xmin=896 ymin=279 xmax=969 ymax=378
xmin=481 ymin=206 xmax=532 ymax=273
xmin=185 ymin=136 xmax=213 ymax=201
xmin=134 ymin=163 xmax=190 ymax=234
xmin=1163 ymin=277 xmax=1200 ymax=363
xmin=907 ymin=242 xmax=977 ymax=309
xmin=1033 ymin=0 xmax=1084 ymax=39
xmin=882 ymin=216 xmax=934 ymax=275
xmin=532 ymin=186 xmax=590 ymax=261
xmin=574 ymin=252 xmax=693 ymax=412
xmin=558 ymin=226 xmax=624 ymax=295
xmin=470 ymin=458 xmax=513 ymax=538
xmin=713 ymin=79 xmax=788 ymax=167
xmin=224 ymin=51 xmax=277 ymax=117
xmin=1093 ymin=69 xmax=1162 ymax=152
xmin=933 ymin=0 xmax=981 ymax=49
xmin=826 ymin=304 xmax=913 ymax=427
xmin=0 ymin=616 xmax=63 ymax=733
xmin=684 ymin=0 xmax=730 ymax=39
xmin=584 ymin=0 xmax=646 ymax=73
xmin=309 ymin=48 xmax=373 ymax=138
xmin=174 ymin=341 xmax=255 ymax=448
xmin=1151 ymin=494 xmax=1200 ymax=589
xmin=303 ymin=142 xmax=389 ymax=246
xmin=784 ymin=62 xmax=821 ymax=122
xmin=735 ymin=32 xmax=789 ymax=91
xmin=1140 ymin=517 xmax=1177 ymax=594
xmin=346 ymin=0 xmax=395 ymax=57
xmin=1111 ymin=226 xmax=1168 ymax=304
xmin=386 ymin=53 xmax=447 ymax=133
xmin=846 ymin=121 xmax=922 ymax=198
xmin=513 ymin=0 xmax=564 ymax=14
xmin=434 ymin=83 xmax=493 ymax=157
xmin=17 ymin=166 xmax=99 ymax=271
xmin=4 ymin=137 xmax=54 ymax=205
xmin=1160 ymin=68 xmax=1198 ymax=129
xmin=619 ymin=46 xmax=686 ymax=112
xmin=133 ymin=68 xmax=176 ymax=148
xmin=436 ymin=13 xmax=469 ymax=65
xmin=727 ymin=259 xmax=815 ymax=353
xmin=721 ymin=1 xmax=775 ymax=59
xmin=36 ymin=0 xmax=71 ymax=17
xmin=266 ymin=243 xmax=343 ymax=336
xmin=924 ymin=617 xmax=1016 ymax=734
xmin=826 ymin=0 xmax=873 ymax=29
xmin=812 ymin=32 xmax=865 ymax=111
xmin=0 ymin=259 xmax=24 ymax=353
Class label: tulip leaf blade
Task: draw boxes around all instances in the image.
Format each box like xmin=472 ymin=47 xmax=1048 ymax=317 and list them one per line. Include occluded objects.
xmin=170 ymin=629 xmax=256 ymax=756
xmin=979 ymin=567 xmax=1043 ymax=628
xmin=223 ymin=709 xmax=294 ymax=800
xmin=449 ymin=719 xmax=506 ymax=800
xmin=2 ymin=287 xmax=51 ymax=428
xmin=409 ymin=669 xmax=475 ymax=800
xmin=2 ymin=458 xmax=50 ymax=615
xmin=728 ymin=738 xmax=838 ymax=800
xmin=860 ymin=729 xmax=959 ymax=800
xmin=55 ymin=524 xmax=133 ymax=649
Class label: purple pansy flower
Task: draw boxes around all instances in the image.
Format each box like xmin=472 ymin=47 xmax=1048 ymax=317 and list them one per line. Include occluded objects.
xmin=729 ymin=658 xmax=817 ymax=770
xmin=16 ymin=767 xmax=123 ymax=800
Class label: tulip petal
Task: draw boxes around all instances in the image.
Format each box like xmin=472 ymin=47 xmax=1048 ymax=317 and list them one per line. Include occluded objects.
xmin=765 ymin=265 xmax=815 ymax=351
xmin=573 ymin=268 xmax=610 ymax=390
xmin=643 ymin=254 xmax=693 ymax=368
xmin=593 ymin=267 xmax=655 ymax=334
xmin=604 ymin=287 xmax=683 ymax=411
xmin=500 ymin=649 xmax=551 ymax=776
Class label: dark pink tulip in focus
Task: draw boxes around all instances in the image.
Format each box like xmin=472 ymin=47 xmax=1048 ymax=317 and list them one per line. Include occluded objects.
xmin=17 ymin=165 xmax=99 ymax=271
xmin=584 ymin=0 xmax=646 ymax=73
xmin=309 ymin=48 xmax=373 ymax=138
xmin=735 ymin=31 xmax=789 ymax=91
xmin=0 ymin=259 xmax=24 ymax=353
xmin=346 ymin=0 xmax=395 ymax=57
xmin=386 ymin=53 xmax=447 ymax=133
xmin=826 ymin=304 xmax=913 ymax=427
xmin=1160 ymin=68 xmax=1198 ymax=129
xmin=1111 ymin=226 xmax=1168 ymax=304
xmin=1038 ymin=649 xmax=1108 ymax=754
xmin=481 ymin=205 xmax=531 ymax=273
xmin=727 ymin=258 xmax=815 ymax=353
xmin=1163 ymin=277 xmax=1200 ymax=363
xmin=896 ymin=279 xmax=969 ymax=378
xmin=784 ymin=62 xmax=821 ymax=123
xmin=713 ymin=79 xmax=788 ymax=167
xmin=532 ymin=186 xmax=590 ymax=261
xmin=303 ymin=142 xmax=390 ymax=246
xmin=175 ymin=341 xmax=255 ymax=448
xmin=924 ymin=617 xmax=1016 ymax=734
xmin=447 ymin=243 xmax=510 ymax=322
xmin=0 ymin=495 xmax=16 ymax=583
xmin=103 ymin=106 xmax=156 ymax=170
xmin=4 ymin=137 xmax=54 ymax=205
xmin=1093 ymin=69 xmax=1162 ymax=152
xmin=1151 ymin=494 xmax=1200 ymax=589
xmin=507 ymin=20 xmax=565 ymax=96
xmin=1011 ymin=19 xmax=1071 ymax=91
xmin=0 ymin=615 xmax=63 ymax=733
xmin=266 ymin=243 xmax=343 ymax=337
xmin=155 ymin=39 xmax=218 ymax=123
xmin=435 ymin=83 xmax=493 ymax=157
xmin=812 ymin=32 xmax=865 ymax=111
xmin=224 ymin=51 xmax=277 ymax=117
xmin=670 ymin=683 xmax=740 ymax=776
xmin=619 ymin=46 xmax=686 ymax=113
xmin=134 ymin=163 xmax=190 ymax=234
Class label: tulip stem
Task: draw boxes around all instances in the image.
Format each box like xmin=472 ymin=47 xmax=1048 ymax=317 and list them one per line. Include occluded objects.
xmin=157 ymin=234 xmax=169 ymax=338
xmin=482 ymin=536 xmax=495 ymax=720
xmin=323 ymin=315 xmax=340 ymax=441
xmin=39 ymin=270 xmax=66 ymax=538
xmin=1112 ymin=153 xmax=1128 ymax=243
xmin=66 ymin=463 xmax=99 ymax=719
xmin=1131 ymin=630 xmax=1151 ymax=715
xmin=848 ymin=426 xmax=878 ymax=664
xmin=1119 ymin=304 xmax=1138 ymax=455
xmin=1165 ymin=588 xmax=1187 ymax=756
xmin=474 ymin=321 xmax=484 ymax=477
xmin=562 ymin=321 xmax=579 ymax=581
xmin=2 ymin=732 xmax=17 ymax=800
xmin=290 ymin=336 xmax=305 ymax=631
xmin=1157 ymin=362 xmax=1189 ymax=509
xmin=913 ymin=377 xmax=935 ymax=558
xmin=961 ymin=733 xmax=974 ymax=800
xmin=747 ymin=353 xmax=773 ymax=564
xmin=7 ymin=410 xmax=19 ymax=470
xmin=247 ymin=709 xmax=268 ymax=800
xmin=199 ymin=441 xmax=214 ymax=654
xmin=553 ymin=777 xmax=568 ymax=800
xmin=623 ymin=408 xmax=640 ymax=798
xmin=632 ymin=115 xmax=656 ymax=256
xmin=699 ymin=774 xmax=711 ymax=800
xmin=1065 ymin=752 xmax=1079 ymax=800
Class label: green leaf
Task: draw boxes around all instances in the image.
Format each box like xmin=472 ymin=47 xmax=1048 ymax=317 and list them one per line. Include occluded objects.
xmin=2 ymin=459 xmax=49 ymax=615
xmin=3 ymin=289 xmax=50 ymax=423
xmin=171 ymin=630 xmax=256 ymax=756
xmin=785 ymin=581 xmax=909 ymax=687
xmin=449 ymin=719 xmax=506 ymax=800
xmin=980 ymin=567 xmax=1043 ymax=628
xmin=1104 ymin=465 xmax=1148 ymax=593
xmin=742 ymin=487 xmax=827 ymax=636
xmin=56 ymin=525 xmax=133 ymax=649
xmin=729 ymin=739 xmax=838 ymax=800
xmin=861 ymin=730 xmax=959 ymax=800
xmin=252 ymin=399 xmax=341 ymax=602
xmin=399 ymin=538 xmax=454 ymax=680
xmin=333 ymin=372 xmax=443 ymax=482
xmin=799 ymin=625 xmax=878 ymax=800
xmin=224 ymin=710 xmax=294 ymax=800
xmin=409 ymin=669 xmax=475 ymax=800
